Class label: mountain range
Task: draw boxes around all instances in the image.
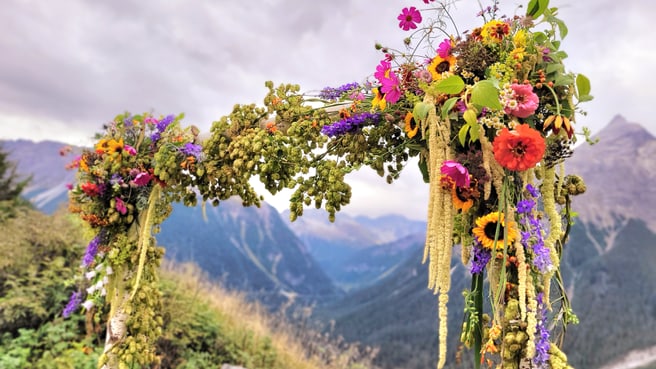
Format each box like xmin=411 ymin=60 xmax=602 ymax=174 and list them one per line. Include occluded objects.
xmin=2 ymin=114 xmax=655 ymax=369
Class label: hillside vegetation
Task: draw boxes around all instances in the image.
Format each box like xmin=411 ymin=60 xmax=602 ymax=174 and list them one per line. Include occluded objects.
xmin=0 ymin=205 xmax=376 ymax=369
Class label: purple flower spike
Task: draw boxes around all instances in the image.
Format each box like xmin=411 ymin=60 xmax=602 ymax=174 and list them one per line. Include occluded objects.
xmin=63 ymin=291 xmax=82 ymax=318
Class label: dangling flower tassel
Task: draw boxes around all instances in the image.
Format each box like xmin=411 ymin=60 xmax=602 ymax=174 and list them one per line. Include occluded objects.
xmin=422 ymin=93 xmax=454 ymax=369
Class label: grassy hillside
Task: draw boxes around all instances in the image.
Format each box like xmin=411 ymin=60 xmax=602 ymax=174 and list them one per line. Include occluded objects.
xmin=0 ymin=206 xmax=376 ymax=369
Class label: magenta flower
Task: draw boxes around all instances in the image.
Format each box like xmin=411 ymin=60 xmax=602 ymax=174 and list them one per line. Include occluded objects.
xmin=437 ymin=38 xmax=452 ymax=58
xmin=504 ymin=83 xmax=539 ymax=118
xmin=440 ymin=160 xmax=470 ymax=188
xmin=374 ymin=60 xmax=391 ymax=82
xmin=397 ymin=7 xmax=422 ymax=31
xmin=115 ymin=197 xmax=127 ymax=215
xmin=380 ymin=71 xmax=401 ymax=104
xmin=132 ymin=172 xmax=152 ymax=186
xmin=124 ymin=144 xmax=137 ymax=156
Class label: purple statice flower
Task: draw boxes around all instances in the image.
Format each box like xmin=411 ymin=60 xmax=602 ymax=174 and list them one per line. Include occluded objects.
xmin=181 ymin=142 xmax=202 ymax=158
xmin=534 ymin=292 xmax=551 ymax=366
xmin=62 ymin=290 xmax=83 ymax=318
xmin=319 ymin=82 xmax=360 ymax=101
xmin=470 ymin=241 xmax=491 ymax=274
xmin=150 ymin=114 xmax=175 ymax=142
xmin=82 ymin=234 xmax=102 ymax=267
xmin=321 ymin=112 xmax=381 ymax=137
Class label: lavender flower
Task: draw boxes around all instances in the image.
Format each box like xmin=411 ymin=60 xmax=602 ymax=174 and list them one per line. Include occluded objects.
xmin=181 ymin=142 xmax=202 ymax=158
xmin=62 ymin=291 xmax=82 ymax=318
xmin=321 ymin=112 xmax=381 ymax=137
xmin=82 ymin=234 xmax=102 ymax=267
xmin=470 ymin=241 xmax=491 ymax=274
xmin=319 ymin=82 xmax=360 ymax=101
xmin=534 ymin=292 xmax=551 ymax=366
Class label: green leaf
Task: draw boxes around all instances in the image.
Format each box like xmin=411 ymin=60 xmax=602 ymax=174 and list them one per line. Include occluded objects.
xmin=576 ymin=74 xmax=591 ymax=97
xmin=554 ymin=74 xmax=574 ymax=87
xmin=413 ymin=102 xmax=432 ymax=123
xmin=527 ymin=0 xmax=549 ymax=18
xmin=463 ymin=109 xmax=478 ymax=126
xmin=470 ymin=81 xmax=502 ymax=110
xmin=469 ymin=121 xmax=481 ymax=142
xmin=435 ymin=75 xmax=465 ymax=94
xmin=418 ymin=158 xmax=430 ymax=183
xmin=458 ymin=124 xmax=471 ymax=147
xmin=555 ymin=18 xmax=569 ymax=39
xmin=441 ymin=97 xmax=459 ymax=120
xmin=578 ymin=94 xmax=594 ymax=103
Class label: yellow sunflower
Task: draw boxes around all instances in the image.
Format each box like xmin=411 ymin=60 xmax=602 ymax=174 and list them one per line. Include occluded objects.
xmin=472 ymin=211 xmax=518 ymax=250
xmin=428 ymin=54 xmax=456 ymax=81
xmin=404 ymin=112 xmax=419 ymax=138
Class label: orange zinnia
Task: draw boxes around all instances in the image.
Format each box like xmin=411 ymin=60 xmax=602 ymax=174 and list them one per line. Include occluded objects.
xmin=492 ymin=124 xmax=546 ymax=171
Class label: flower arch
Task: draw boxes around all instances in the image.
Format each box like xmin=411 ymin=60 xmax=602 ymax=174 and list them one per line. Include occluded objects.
xmin=65 ymin=0 xmax=593 ymax=368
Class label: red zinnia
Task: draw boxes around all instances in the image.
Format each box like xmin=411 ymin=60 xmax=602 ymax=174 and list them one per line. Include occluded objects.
xmin=492 ymin=124 xmax=546 ymax=171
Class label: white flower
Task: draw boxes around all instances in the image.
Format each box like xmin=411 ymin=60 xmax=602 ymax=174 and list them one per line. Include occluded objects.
xmin=105 ymin=266 xmax=113 ymax=276
xmin=95 ymin=280 xmax=104 ymax=290
xmin=86 ymin=285 xmax=96 ymax=295
xmin=100 ymin=288 xmax=107 ymax=297
xmin=85 ymin=270 xmax=97 ymax=280
xmin=82 ymin=300 xmax=94 ymax=311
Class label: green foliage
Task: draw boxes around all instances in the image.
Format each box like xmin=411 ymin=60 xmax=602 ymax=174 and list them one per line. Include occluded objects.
xmin=0 ymin=144 xmax=31 ymax=221
xmin=0 ymin=209 xmax=373 ymax=369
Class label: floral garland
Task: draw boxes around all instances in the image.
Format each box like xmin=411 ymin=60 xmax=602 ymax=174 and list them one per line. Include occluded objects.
xmin=62 ymin=0 xmax=592 ymax=368
xmin=65 ymin=113 xmax=202 ymax=368
xmin=313 ymin=0 xmax=590 ymax=367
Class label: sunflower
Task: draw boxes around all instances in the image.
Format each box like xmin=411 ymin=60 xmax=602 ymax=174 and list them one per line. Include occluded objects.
xmin=404 ymin=112 xmax=419 ymax=138
xmin=428 ymin=54 xmax=456 ymax=81
xmin=472 ymin=211 xmax=518 ymax=250
xmin=451 ymin=177 xmax=479 ymax=212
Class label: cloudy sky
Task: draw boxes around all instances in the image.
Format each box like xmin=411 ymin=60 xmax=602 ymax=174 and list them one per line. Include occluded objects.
xmin=1 ymin=0 xmax=654 ymax=220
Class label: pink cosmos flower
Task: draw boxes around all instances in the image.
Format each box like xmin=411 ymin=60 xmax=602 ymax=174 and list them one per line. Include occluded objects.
xmin=380 ymin=71 xmax=401 ymax=104
xmin=504 ymin=83 xmax=539 ymax=118
xmin=132 ymin=172 xmax=152 ymax=186
xmin=374 ymin=60 xmax=391 ymax=82
xmin=124 ymin=144 xmax=137 ymax=156
xmin=436 ymin=38 xmax=452 ymax=58
xmin=397 ymin=7 xmax=422 ymax=31
xmin=115 ymin=197 xmax=127 ymax=215
xmin=65 ymin=183 xmax=73 ymax=190
xmin=440 ymin=160 xmax=470 ymax=188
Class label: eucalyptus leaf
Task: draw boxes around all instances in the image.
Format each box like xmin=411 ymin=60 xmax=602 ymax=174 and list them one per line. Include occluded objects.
xmin=470 ymin=81 xmax=502 ymax=110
